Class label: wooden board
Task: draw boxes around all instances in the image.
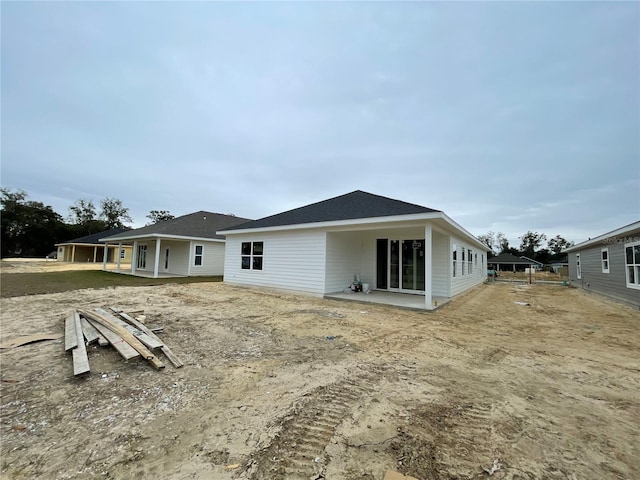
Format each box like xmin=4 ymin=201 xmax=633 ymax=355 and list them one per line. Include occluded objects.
xmin=79 ymin=309 xmax=164 ymax=369
xmin=84 ymin=318 xmax=140 ymax=360
xmin=72 ymin=311 xmax=90 ymax=375
xmin=80 ymin=317 xmax=103 ymax=345
xmin=112 ymin=308 xmax=183 ymax=368
xmin=94 ymin=308 xmax=163 ymax=350
xmin=0 ymin=334 xmax=62 ymax=350
xmin=64 ymin=312 xmax=77 ymax=351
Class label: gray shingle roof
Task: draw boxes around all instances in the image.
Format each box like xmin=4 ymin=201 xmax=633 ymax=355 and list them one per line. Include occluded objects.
xmin=487 ymin=253 xmax=536 ymax=264
xmin=222 ymin=190 xmax=441 ymax=231
xmin=59 ymin=228 xmax=131 ymax=245
xmin=103 ymin=211 xmax=253 ymax=241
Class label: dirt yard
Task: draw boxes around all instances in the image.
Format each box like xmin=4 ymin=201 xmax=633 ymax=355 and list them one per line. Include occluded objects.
xmin=0 ymin=266 xmax=638 ymax=480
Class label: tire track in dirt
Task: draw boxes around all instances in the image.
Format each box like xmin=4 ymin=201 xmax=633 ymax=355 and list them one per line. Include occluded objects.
xmin=244 ymin=365 xmax=384 ymax=480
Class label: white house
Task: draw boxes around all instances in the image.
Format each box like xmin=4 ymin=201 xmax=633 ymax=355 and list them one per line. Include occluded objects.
xmin=218 ymin=191 xmax=489 ymax=310
xmin=101 ymin=211 xmax=252 ymax=278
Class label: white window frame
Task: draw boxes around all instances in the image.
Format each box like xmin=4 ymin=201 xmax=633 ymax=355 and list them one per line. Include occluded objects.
xmin=468 ymin=248 xmax=473 ymax=274
xmin=452 ymin=243 xmax=457 ymax=278
xmin=241 ymin=241 xmax=264 ymax=271
xmin=194 ymin=244 xmax=204 ymax=267
xmin=601 ymin=248 xmax=610 ymax=274
xmin=461 ymin=248 xmax=465 ymax=276
xmin=576 ymin=253 xmax=581 ymax=279
xmin=625 ymin=241 xmax=640 ymax=290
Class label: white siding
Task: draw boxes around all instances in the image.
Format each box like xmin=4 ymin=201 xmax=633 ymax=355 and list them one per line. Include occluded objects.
xmin=161 ymin=240 xmax=189 ymax=275
xmin=188 ymin=241 xmax=226 ymax=276
xmin=451 ymin=235 xmax=486 ymax=297
xmin=223 ymin=230 xmax=327 ymax=294
xmin=325 ymin=232 xmax=378 ymax=292
xmin=432 ymin=230 xmax=450 ymax=297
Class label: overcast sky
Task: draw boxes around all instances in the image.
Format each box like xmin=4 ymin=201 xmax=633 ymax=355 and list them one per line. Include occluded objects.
xmin=2 ymin=2 xmax=639 ymax=247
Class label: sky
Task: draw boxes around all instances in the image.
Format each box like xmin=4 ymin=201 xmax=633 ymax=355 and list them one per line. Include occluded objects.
xmin=2 ymin=1 xmax=639 ymax=248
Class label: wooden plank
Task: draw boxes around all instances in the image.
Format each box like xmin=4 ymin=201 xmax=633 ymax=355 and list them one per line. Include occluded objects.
xmin=1 ymin=334 xmax=62 ymax=350
xmin=65 ymin=312 xmax=78 ymax=351
xmin=113 ymin=308 xmax=183 ymax=368
xmin=78 ymin=309 xmax=164 ymax=369
xmin=94 ymin=308 xmax=163 ymax=350
xmin=72 ymin=311 xmax=90 ymax=376
xmin=84 ymin=318 xmax=140 ymax=360
xmin=80 ymin=317 xmax=103 ymax=345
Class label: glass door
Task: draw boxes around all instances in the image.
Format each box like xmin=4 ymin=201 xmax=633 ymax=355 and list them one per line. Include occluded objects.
xmin=379 ymin=238 xmax=425 ymax=293
xmin=137 ymin=245 xmax=147 ymax=269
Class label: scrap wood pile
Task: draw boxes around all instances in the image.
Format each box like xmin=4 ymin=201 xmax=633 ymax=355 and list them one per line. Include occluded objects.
xmin=65 ymin=306 xmax=183 ymax=376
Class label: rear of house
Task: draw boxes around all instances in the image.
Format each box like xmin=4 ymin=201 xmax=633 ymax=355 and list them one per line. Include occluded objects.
xmin=566 ymin=221 xmax=640 ymax=307
xmin=219 ymin=191 xmax=489 ymax=310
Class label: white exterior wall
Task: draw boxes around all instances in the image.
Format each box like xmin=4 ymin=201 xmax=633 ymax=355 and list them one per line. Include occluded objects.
xmin=160 ymin=240 xmax=190 ymax=275
xmin=223 ymin=230 xmax=327 ymax=294
xmin=432 ymin=230 xmax=450 ymax=297
xmin=188 ymin=241 xmax=226 ymax=276
xmin=450 ymin=235 xmax=487 ymax=297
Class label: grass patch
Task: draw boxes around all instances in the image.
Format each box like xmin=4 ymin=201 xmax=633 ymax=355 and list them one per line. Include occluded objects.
xmin=0 ymin=270 xmax=222 ymax=298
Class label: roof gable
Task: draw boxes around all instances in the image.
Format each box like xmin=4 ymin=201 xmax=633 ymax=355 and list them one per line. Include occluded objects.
xmin=223 ymin=190 xmax=441 ymax=231
xmin=103 ymin=211 xmax=253 ymax=241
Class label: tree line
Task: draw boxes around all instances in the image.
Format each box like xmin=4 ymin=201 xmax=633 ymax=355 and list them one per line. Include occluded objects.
xmin=0 ymin=188 xmax=174 ymax=258
xmin=477 ymin=230 xmax=574 ymax=264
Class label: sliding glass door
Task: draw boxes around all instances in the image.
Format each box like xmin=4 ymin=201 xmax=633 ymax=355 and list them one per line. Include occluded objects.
xmin=377 ymin=238 xmax=425 ymax=293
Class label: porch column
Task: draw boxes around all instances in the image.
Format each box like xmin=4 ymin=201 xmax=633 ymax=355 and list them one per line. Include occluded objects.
xmin=102 ymin=244 xmax=108 ymax=271
xmin=116 ymin=242 xmax=122 ymax=272
xmin=424 ymin=224 xmax=433 ymax=309
xmin=71 ymin=245 xmax=76 ymax=262
xmin=153 ymin=239 xmax=161 ymax=278
xmin=132 ymin=241 xmax=138 ymax=275
xmin=93 ymin=247 xmax=98 ymax=263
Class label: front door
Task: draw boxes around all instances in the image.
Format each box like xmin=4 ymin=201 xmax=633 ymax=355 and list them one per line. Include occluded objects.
xmin=378 ymin=239 xmax=425 ymax=294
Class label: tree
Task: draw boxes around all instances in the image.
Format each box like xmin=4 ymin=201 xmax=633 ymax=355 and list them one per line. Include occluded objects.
xmin=548 ymin=235 xmax=574 ymax=257
xmin=477 ymin=231 xmax=496 ymax=255
xmin=146 ymin=210 xmax=175 ymax=225
xmin=496 ymin=232 xmax=510 ymax=253
xmin=519 ymin=231 xmax=547 ymax=258
xmin=99 ymin=198 xmax=132 ymax=229
xmin=1 ymin=188 xmax=66 ymax=257
xmin=68 ymin=199 xmax=97 ymax=225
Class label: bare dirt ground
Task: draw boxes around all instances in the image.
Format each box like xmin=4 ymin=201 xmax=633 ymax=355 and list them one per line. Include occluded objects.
xmin=0 ymin=259 xmax=127 ymax=274
xmin=1 ymin=265 xmax=638 ymax=480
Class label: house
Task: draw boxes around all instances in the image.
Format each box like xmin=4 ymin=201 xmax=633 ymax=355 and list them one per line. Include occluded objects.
xmin=547 ymin=256 xmax=568 ymax=274
xmin=487 ymin=252 xmax=537 ymax=273
xmin=55 ymin=228 xmax=132 ymax=263
xmin=100 ymin=211 xmax=252 ymax=278
xmin=520 ymin=256 xmax=544 ymax=271
xmin=565 ymin=221 xmax=640 ymax=307
xmin=217 ymin=190 xmax=489 ymax=310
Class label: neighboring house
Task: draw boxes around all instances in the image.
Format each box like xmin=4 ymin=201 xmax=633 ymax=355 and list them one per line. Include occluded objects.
xmin=55 ymin=228 xmax=132 ymax=263
xmin=218 ymin=190 xmax=489 ymax=310
xmin=520 ymin=256 xmax=544 ymax=271
xmin=100 ymin=211 xmax=252 ymax=278
xmin=565 ymin=221 xmax=640 ymax=307
xmin=547 ymin=256 xmax=569 ymax=274
xmin=487 ymin=253 xmax=537 ymax=273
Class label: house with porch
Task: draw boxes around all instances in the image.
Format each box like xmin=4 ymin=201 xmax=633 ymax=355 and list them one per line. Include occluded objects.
xmin=218 ymin=190 xmax=489 ymax=310
xmin=100 ymin=211 xmax=252 ymax=278
xmin=55 ymin=228 xmax=132 ymax=263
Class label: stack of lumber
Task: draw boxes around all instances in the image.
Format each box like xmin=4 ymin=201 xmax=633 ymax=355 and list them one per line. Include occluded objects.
xmin=65 ymin=307 xmax=183 ymax=376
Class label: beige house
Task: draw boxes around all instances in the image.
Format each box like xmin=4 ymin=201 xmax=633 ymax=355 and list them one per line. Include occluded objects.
xmin=55 ymin=228 xmax=132 ymax=263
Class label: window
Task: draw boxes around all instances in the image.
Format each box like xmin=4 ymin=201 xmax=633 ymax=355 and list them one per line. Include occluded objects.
xmin=137 ymin=244 xmax=147 ymax=269
xmin=241 ymin=241 xmax=263 ymax=270
xmin=576 ymin=253 xmax=581 ymax=279
xmin=120 ymin=249 xmax=126 ymax=259
xmin=194 ymin=245 xmax=203 ymax=266
xmin=625 ymin=242 xmax=640 ymax=289
xmin=461 ymin=248 xmax=465 ymax=276
xmin=601 ymin=248 xmax=609 ymax=273
xmin=468 ymin=249 xmax=473 ymax=274
xmin=452 ymin=243 xmax=457 ymax=277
